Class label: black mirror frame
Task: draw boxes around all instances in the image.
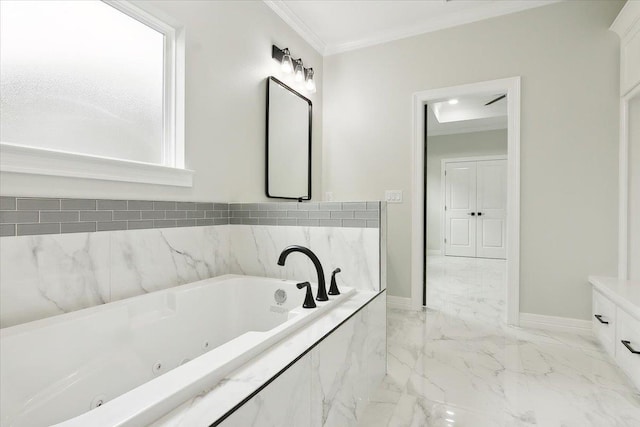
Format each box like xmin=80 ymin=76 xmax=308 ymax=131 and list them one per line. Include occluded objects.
xmin=266 ymin=76 xmax=312 ymax=201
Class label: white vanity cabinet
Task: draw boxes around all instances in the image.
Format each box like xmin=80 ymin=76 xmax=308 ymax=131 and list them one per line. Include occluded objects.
xmin=589 ymin=276 xmax=640 ymax=391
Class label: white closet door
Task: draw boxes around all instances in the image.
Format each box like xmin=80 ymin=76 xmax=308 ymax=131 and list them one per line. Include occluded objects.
xmin=476 ymin=160 xmax=507 ymax=259
xmin=445 ymin=162 xmax=477 ymax=257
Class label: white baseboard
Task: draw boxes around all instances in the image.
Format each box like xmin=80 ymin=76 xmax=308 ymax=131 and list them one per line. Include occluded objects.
xmin=426 ymin=249 xmax=441 ymax=256
xmin=387 ymin=296 xmax=414 ymax=310
xmin=519 ymin=312 xmax=592 ymax=335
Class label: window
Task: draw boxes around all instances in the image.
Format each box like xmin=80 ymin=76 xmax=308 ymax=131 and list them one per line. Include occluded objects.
xmin=0 ymin=1 xmax=189 ymax=186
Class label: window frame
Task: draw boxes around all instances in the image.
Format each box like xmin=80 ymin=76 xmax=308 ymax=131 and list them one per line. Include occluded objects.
xmin=0 ymin=0 xmax=191 ymax=187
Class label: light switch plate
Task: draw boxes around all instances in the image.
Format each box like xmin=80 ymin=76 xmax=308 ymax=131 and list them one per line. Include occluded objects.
xmin=385 ymin=190 xmax=403 ymax=203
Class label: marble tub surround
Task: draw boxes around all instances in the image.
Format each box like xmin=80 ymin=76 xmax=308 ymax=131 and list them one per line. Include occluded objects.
xmin=109 ymin=226 xmax=229 ymax=302
xmin=359 ymin=256 xmax=640 ymax=426
xmin=229 ymin=225 xmax=381 ymax=292
xmin=150 ymin=291 xmax=386 ymax=427
xmin=0 ymin=199 xmax=385 ymax=327
xmin=0 ymin=232 xmax=110 ymax=328
xmin=0 ymin=226 xmax=229 ymax=328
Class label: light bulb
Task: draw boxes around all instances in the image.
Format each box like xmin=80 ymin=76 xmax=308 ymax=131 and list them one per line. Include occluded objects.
xmin=294 ymin=61 xmax=304 ymax=82
xmin=448 ymin=99 xmax=458 ymax=105
xmin=281 ymin=49 xmax=293 ymax=74
xmin=305 ymin=68 xmax=316 ymax=93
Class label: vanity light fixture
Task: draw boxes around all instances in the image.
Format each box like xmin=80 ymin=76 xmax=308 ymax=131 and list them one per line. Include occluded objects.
xmin=305 ymin=68 xmax=316 ymax=93
xmin=272 ymin=44 xmax=316 ymax=93
xmin=293 ymin=59 xmax=305 ymax=82
xmin=280 ymin=48 xmax=293 ymax=73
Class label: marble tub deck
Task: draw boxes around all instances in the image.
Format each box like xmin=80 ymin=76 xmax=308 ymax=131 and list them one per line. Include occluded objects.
xmin=360 ymin=256 xmax=640 ymax=427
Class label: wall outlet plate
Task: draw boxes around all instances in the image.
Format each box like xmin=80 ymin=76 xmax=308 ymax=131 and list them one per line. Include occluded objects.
xmin=325 ymin=191 xmax=334 ymax=201
xmin=385 ymin=190 xmax=403 ymax=203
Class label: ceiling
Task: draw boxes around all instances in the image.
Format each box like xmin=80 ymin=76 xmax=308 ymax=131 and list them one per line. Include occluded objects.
xmin=264 ymin=0 xmax=560 ymax=55
xmin=426 ymin=93 xmax=507 ymax=137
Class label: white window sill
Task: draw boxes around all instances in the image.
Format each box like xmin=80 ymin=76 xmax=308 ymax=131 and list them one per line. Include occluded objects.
xmin=0 ymin=143 xmax=194 ymax=187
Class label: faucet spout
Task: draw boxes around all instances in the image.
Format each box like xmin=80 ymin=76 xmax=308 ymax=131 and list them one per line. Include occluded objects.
xmin=277 ymin=245 xmax=328 ymax=301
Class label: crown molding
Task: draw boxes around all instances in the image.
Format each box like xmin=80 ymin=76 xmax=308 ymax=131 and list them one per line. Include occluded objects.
xmin=265 ymin=0 xmax=560 ymax=57
xmin=609 ymin=0 xmax=640 ymax=39
xmin=263 ymin=0 xmax=326 ymax=55
xmin=324 ymin=0 xmax=560 ymax=55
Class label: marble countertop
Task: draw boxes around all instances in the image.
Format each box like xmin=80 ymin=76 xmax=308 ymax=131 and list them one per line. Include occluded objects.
xmin=150 ymin=289 xmax=384 ymax=427
xmin=588 ymin=276 xmax=640 ymax=320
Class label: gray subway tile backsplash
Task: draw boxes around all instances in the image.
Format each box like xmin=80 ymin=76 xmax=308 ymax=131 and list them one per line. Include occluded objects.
xmin=113 ymin=211 xmax=141 ymax=221
xmin=62 ymin=199 xmax=96 ymax=210
xmin=165 ymin=210 xmax=187 ymax=219
xmin=97 ymin=200 xmax=127 ymax=210
xmin=127 ymin=220 xmax=154 ymax=230
xmin=141 ymin=211 xmax=165 ymax=220
xmin=17 ymin=223 xmax=60 ymax=236
xmin=17 ymin=198 xmax=60 ymax=211
xmin=330 ymin=210 xmax=354 ymax=219
xmin=342 ymin=219 xmax=366 ymax=228
xmin=0 ymin=197 xmax=380 ymax=237
xmin=342 ymin=202 xmax=367 ymax=211
xmin=97 ymin=221 xmax=128 ymax=231
xmin=0 ymin=197 xmax=17 ymax=210
xmin=80 ymin=211 xmax=112 ymax=222
xmin=153 ymin=201 xmax=176 ymax=211
xmin=40 ymin=211 xmax=79 ymax=223
xmin=128 ymin=200 xmax=154 ymax=210
xmin=61 ymin=222 xmax=96 ymax=234
xmin=1 ymin=211 xmax=39 ymax=224
xmin=0 ymin=224 xmax=16 ymax=237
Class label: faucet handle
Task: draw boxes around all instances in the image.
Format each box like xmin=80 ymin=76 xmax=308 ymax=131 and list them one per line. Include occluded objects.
xmin=296 ymin=282 xmax=317 ymax=309
xmin=328 ymin=268 xmax=341 ymax=295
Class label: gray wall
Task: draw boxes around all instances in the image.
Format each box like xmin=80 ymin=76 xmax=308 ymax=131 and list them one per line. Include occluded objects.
xmin=0 ymin=1 xmax=324 ymax=203
xmin=426 ymin=130 xmax=507 ymax=252
xmin=322 ymin=1 xmax=623 ymax=320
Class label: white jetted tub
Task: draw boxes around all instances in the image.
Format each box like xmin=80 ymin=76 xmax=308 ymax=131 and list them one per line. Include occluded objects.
xmin=0 ymin=274 xmax=354 ymax=427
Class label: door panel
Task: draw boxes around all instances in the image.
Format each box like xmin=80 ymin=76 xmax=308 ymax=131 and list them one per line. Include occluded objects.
xmin=476 ymin=160 xmax=507 ymax=259
xmin=445 ymin=162 xmax=476 ymax=257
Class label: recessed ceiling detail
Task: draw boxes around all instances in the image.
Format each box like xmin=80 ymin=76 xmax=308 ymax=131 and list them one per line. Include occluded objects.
xmin=264 ymin=0 xmax=560 ymax=56
xmin=427 ymin=93 xmax=507 ymax=136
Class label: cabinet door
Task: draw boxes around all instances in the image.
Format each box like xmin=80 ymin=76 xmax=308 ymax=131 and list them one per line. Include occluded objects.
xmin=615 ymin=308 xmax=640 ymax=391
xmin=592 ymin=290 xmax=616 ymax=358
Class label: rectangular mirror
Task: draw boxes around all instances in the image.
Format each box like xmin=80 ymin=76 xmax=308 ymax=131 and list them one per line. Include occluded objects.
xmin=266 ymin=76 xmax=312 ymax=200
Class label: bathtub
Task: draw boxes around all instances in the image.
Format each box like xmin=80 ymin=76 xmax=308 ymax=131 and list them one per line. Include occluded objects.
xmin=0 ymin=274 xmax=355 ymax=427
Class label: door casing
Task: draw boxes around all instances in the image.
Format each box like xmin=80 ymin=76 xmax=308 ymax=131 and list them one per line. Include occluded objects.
xmin=411 ymin=77 xmax=521 ymax=326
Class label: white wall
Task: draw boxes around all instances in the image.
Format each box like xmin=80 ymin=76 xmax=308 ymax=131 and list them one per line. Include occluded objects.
xmin=322 ymin=0 xmax=623 ymax=320
xmin=0 ymin=1 xmax=323 ymax=202
xmin=426 ymin=130 xmax=507 ymax=252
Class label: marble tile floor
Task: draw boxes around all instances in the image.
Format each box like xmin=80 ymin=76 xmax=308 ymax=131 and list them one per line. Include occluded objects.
xmin=359 ymin=256 xmax=640 ymax=426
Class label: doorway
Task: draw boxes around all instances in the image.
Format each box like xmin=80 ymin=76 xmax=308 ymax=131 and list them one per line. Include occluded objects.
xmin=411 ymin=77 xmax=521 ymax=325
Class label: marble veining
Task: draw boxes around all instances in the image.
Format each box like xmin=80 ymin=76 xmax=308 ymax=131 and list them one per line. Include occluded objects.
xmin=110 ymin=226 xmax=229 ymax=301
xmin=229 ymin=225 xmax=379 ymax=292
xmin=0 ymin=226 xmax=229 ymax=327
xmin=359 ymin=256 xmax=640 ymax=427
xmin=220 ymin=355 xmax=312 ymax=427
xmin=0 ymin=232 xmax=110 ymax=328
